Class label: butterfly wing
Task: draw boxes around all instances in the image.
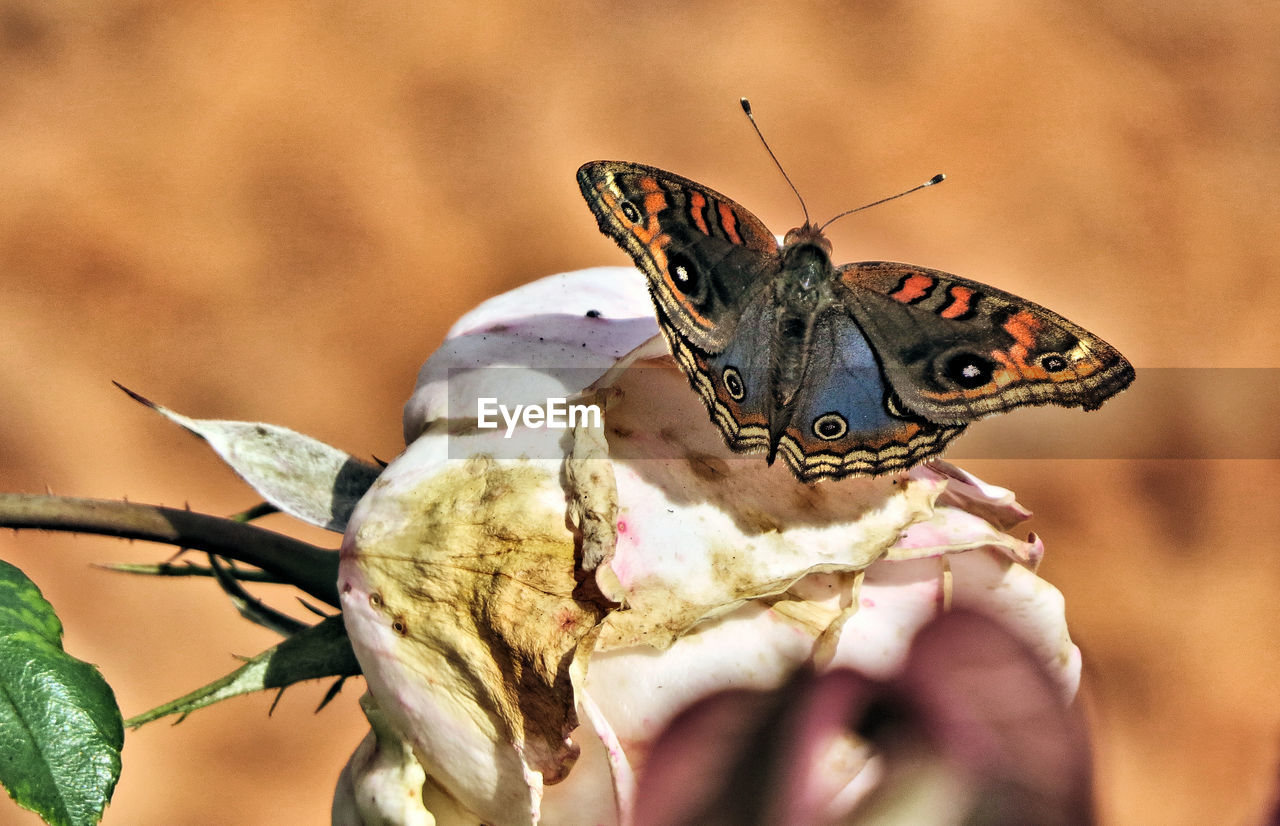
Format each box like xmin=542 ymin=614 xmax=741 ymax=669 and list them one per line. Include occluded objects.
xmin=671 ymin=288 xmax=777 ymax=455
xmin=836 ymin=261 xmax=1135 ymax=424
xmin=770 ymin=308 xmax=965 ymax=480
xmin=577 ymin=160 xmax=781 ymax=352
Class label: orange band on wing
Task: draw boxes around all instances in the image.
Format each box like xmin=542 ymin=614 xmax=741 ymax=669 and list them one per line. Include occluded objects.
xmin=939 ymin=286 xmax=974 ymax=319
xmin=990 ymin=309 xmax=1043 ymax=376
xmin=639 ymin=177 xmax=668 ymax=231
xmin=717 ymin=203 xmax=743 ymax=245
xmin=889 ymin=273 xmax=935 ymax=304
xmin=689 ymin=191 xmax=710 ymax=235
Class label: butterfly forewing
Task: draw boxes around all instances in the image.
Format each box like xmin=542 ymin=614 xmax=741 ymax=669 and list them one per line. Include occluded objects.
xmin=836 ymin=261 xmax=1135 ymax=424
xmin=577 ymin=161 xmax=780 ymax=353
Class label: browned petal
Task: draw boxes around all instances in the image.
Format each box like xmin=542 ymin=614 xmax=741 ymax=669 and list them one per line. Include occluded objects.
xmin=353 ymin=454 xmax=613 ymax=786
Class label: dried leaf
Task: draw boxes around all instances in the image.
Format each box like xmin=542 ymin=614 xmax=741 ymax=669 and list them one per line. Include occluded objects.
xmin=117 ymin=383 xmax=379 ymax=531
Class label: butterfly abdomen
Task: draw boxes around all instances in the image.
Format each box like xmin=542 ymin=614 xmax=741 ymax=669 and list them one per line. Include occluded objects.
xmin=765 ymin=237 xmax=844 ymax=456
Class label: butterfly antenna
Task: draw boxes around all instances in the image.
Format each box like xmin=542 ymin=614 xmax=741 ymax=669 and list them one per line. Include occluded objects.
xmin=818 ymin=173 xmax=946 ymax=232
xmin=740 ymin=98 xmax=811 ymax=226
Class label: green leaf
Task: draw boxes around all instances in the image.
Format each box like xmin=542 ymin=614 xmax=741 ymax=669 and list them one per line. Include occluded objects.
xmin=115 ymin=383 xmax=380 ymax=532
xmin=0 ymin=560 xmax=123 ymax=826
xmin=126 ymin=614 xmax=360 ymax=727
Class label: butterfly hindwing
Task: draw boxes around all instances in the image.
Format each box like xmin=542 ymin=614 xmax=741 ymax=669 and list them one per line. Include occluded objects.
xmin=676 ymin=289 xmax=776 ymax=454
xmin=773 ymin=310 xmax=966 ymax=480
xmin=577 ymin=160 xmax=780 ymax=352
xmin=837 ymin=261 xmax=1135 ymax=425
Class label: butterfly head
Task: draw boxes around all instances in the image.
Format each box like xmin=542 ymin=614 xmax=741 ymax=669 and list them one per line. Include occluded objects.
xmin=782 ymin=223 xmax=832 ymax=256
xmin=780 ymin=224 xmax=836 ymax=294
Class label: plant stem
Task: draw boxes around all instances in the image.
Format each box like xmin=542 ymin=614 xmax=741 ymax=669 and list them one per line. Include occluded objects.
xmin=0 ymin=493 xmax=339 ymax=607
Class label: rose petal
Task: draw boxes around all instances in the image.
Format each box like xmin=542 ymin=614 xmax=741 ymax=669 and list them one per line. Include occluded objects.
xmin=928 ymin=459 xmax=1034 ymax=530
xmin=332 ymin=694 xmax=434 ymax=826
xmin=404 ymin=268 xmax=658 ymax=443
xmin=343 ymin=268 xmax=1084 ymax=826
xmin=597 ymin=363 xmax=945 ymax=649
xmin=340 ymin=434 xmax=611 ymax=825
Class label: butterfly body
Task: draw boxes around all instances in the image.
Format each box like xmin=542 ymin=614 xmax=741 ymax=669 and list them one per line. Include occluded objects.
xmin=577 ymin=160 xmax=1134 ymax=482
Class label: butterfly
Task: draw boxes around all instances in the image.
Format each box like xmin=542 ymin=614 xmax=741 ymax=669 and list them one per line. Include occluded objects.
xmin=576 ymin=159 xmax=1134 ymax=482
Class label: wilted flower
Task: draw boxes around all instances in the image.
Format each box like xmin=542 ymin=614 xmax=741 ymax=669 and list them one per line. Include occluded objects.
xmin=335 ymin=267 xmax=1083 ymax=825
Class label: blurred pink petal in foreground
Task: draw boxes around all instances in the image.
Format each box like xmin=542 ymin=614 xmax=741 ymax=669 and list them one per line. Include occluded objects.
xmin=633 ymin=609 xmax=1093 ymax=826
xmin=336 ymin=269 xmax=1086 ymax=825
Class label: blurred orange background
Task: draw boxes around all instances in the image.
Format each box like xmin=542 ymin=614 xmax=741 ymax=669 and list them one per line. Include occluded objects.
xmin=1 ymin=2 xmax=1276 ymax=824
